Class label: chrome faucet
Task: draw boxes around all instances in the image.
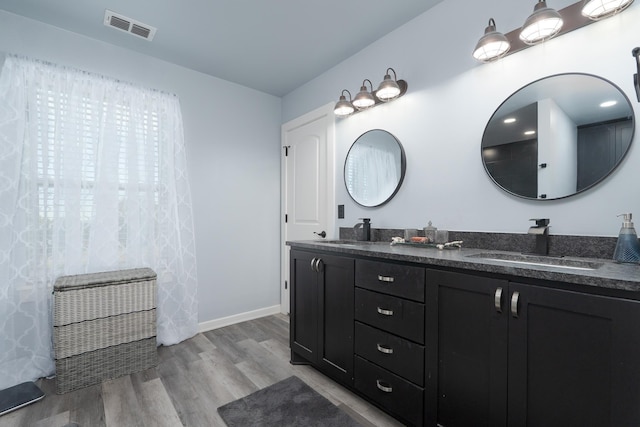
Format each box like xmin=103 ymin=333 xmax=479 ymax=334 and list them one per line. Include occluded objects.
xmin=354 ymin=218 xmax=371 ymax=241
xmin=528 ymin=218 xmax=550 ymax=255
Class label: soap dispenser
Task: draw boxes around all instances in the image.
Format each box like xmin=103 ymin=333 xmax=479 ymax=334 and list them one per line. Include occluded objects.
xmin=613 ymin=213 xmax=640 ymax=264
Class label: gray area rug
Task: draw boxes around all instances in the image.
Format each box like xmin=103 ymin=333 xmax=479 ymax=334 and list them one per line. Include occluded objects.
xmin=217 ymin=376 xmax=362 ymax=427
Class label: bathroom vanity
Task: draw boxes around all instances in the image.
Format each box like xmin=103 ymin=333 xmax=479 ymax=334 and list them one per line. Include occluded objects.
xmin=288 ymin=240 xmax=640 ymax=427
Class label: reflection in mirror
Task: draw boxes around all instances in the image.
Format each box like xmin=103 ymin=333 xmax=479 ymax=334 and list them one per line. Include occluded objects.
xmin=482 ymin=73 xmax=635 ymax=200
xmin=345 ymin=129 xmax=406 ymax=207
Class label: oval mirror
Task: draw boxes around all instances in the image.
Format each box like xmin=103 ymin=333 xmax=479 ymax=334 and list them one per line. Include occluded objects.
xmin=481 ymin=73 xmax=635 ymax=200
xmin=344 ymin=129 xmax=406 ymax=207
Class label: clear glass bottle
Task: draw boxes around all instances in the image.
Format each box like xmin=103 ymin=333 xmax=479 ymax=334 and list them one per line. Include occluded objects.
xmin=424 ymin=221 xmax=437 ymax=243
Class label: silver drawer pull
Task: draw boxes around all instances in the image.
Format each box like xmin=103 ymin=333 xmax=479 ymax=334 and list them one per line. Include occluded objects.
xmin=511 ymin=291 xmax=520 ymax=318
xmin=494 ymin=287 xmax=503 ymax=313
xmin=376 ymin=343 xmax=394 ymax=354
xmin=376 ymin=307 xmax=394 ymax=316
xmin=377 ymin=275 xmax=395 ymax=283
xmin=376 ymin=379 xmax=393 ymax=393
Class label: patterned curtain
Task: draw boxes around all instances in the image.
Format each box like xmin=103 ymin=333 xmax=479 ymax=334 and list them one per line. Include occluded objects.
xmin=0 ymin=55 xmax=198 ymax=389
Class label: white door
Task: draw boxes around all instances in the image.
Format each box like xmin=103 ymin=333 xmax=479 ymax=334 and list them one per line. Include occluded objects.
xmin=281 ymin=103 xmax=335 ymax=313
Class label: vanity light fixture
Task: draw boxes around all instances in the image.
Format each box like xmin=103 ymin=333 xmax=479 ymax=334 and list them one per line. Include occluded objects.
xmin=473 ymin=0 xmax=634 ymax=63
xmin=334 ymin=89 xmax=355 ymax=117
xmin=473 ymin=18 xmax=511 ymax=62
xmin=503 ymin=117 xmax=517 ymax=123
xmin=334 ymin=69 xmax=408 ymax=117
xmin=376 ymin=68 xmax=402 ymax=101
xmin=520 ymin=0 xmax=563 ymax=45
xmin=582 ymin=0 xmax=634 ymax=20
xmin=352 ymin=79 xmax=375 ymax=109
xmin=524 ymin=130 xmax=537 ymax=135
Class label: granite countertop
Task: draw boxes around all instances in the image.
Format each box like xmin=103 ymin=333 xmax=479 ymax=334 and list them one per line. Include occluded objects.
xmin=287 ymin=240 xmax=640 ymax=293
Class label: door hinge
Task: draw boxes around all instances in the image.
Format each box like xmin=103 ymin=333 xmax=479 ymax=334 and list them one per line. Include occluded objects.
xmin=285 ymin=280 xmax=288 ymax=290
xmin=283 ymin=145 xmax=290 ymax=156
xmin=285 ymin=214 xmax=288 ymax=223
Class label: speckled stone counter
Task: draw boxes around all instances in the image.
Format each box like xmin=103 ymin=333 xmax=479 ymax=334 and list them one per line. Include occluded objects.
xmin=287 ymin=240 xmax=640 ymax=294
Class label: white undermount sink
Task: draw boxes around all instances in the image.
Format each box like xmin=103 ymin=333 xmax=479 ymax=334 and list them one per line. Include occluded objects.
xmin=466 ymin=252 xmax=603 ymax=271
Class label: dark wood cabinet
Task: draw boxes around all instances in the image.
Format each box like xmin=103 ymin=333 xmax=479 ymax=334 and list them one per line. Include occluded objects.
xmin=508 ymin=282 xmax=640 ymax=427
xmin=290 ymin=249 xmax=354 ymax=385
xmin=354 ymin=259 xmax=426 ymax=426
xmin=289 ymin=245 xmax=640 ymax=427
xmin=426 ymin=269 xmax=640 ymax=427
xmin=425 ymin=269 xmax=508 ymax=427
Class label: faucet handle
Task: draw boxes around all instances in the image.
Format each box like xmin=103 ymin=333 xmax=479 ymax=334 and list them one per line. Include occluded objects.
xmin=529 ymin=218 xmax=549 ymax=227
xmin=359 ymin=217 xmax=371 ymax=223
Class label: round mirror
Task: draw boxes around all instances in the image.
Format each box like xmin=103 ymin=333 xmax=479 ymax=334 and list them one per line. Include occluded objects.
xmin=344 ymin=129 xmax=406 ymax=207
xmin=482 ymin=73 xmax=634 ymax=200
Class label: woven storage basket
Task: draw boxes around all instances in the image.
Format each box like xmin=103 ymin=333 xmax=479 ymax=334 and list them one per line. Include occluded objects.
xmin=53 ymin=310 xmax=157 ymax=359
xmin=53 ymin=268 xmax=158 ymax=394
xmin=54 ymin=338 xmax=158 ymax=394
xmin=53 ymin=268 xmax=157 ymax=326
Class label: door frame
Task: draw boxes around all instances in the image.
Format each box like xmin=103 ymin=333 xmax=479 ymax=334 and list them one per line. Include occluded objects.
xmin=280 ymin=102 xmax=336 ymax=314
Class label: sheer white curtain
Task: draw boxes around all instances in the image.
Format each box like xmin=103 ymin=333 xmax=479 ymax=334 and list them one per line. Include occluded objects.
xmin=0 ymin=55 xmax=198 ymax=390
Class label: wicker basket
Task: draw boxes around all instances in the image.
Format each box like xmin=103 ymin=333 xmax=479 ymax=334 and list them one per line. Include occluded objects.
xmin=53 ymin=268 xmax=156 ymax=325
xmin=53 ymin=268 xmax=158 ymax=394
xmin=54 ymin=338 xmax=158 ymax=394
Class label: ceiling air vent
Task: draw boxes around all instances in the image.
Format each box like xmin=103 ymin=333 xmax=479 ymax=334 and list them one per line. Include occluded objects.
xmin=104 ymin=10 xmax=156 ymax=41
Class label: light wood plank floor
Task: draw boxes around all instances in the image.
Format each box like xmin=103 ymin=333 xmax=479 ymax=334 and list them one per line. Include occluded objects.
xmin=0 ymin=314 xmax=405 ymax=427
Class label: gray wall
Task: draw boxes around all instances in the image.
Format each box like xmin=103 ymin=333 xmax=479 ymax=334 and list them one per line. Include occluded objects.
xmin=283 ymin=0 xmax=640 ymax=237
xmin=0 ymin=11 xmax=283 ymax=325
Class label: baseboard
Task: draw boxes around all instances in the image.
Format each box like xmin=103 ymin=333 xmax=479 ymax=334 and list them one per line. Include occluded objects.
xmin=198 ymin=304 xmax=282 ymax=333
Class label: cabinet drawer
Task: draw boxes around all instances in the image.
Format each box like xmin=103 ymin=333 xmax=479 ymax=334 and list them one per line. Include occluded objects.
xmin=355 ymin=259 xmax=425 ymax=302
xmin=355 ymin=321 xmax=424 ymax=386
xmin=355 ymin=356 xmax=424 ymax=427
xmin=355 ymin=288 xmax=424 ymax=344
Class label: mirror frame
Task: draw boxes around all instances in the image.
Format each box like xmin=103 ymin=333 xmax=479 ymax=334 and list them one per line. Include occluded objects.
xmin=344 ymin=129 xmax=406 ymax=207
xmin=481 ymin=72 xmax=635 ymax=201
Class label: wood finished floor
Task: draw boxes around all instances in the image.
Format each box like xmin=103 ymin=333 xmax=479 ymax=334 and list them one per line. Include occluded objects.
xmin=0 ymin=314 xmax=405 ymax=427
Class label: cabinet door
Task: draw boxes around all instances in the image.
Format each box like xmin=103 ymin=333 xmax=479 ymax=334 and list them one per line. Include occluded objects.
xmin=508 ymin=283 xmax=640 ymax=427
xmin=290 ymin=250 xmax=319 ymax=362
xmin=426 ymin=270 xmax=509 ymax=427
xmin=317 ymin=254 xmax=355 ymax=384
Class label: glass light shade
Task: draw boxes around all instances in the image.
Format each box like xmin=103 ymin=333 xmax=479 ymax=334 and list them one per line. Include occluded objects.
xmin=352 ymin=84 xmax=375 ymax=109
xmin=473 ymin=19 xmax=511 ymax=62
xmin=520 ymin=1 xmax=564 ymax=45
xmin=376 ymin=74 xmax=401 ymax=101
xmin=334 ymin=94 xmax=354 ymax=116
xmin=581 ymin=0 xmax=634 ymax=19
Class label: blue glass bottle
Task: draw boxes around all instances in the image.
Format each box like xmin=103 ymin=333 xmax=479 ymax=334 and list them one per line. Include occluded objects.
xmin=613 ymin=213 xmax=640 ymax=264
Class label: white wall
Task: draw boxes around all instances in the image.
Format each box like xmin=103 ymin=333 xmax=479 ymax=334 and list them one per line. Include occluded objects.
xmin=283 ymin=0 xmax=640 ymax=237
xmin=0 ymin=11 xmax=283 ymax=325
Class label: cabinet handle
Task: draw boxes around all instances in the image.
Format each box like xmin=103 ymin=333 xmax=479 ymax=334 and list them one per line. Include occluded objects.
xmin=494 ymin=287 xmax=503 ymax=313
xmin=511 ymin=291 xmax=520 ymax=318
xmin=376 ymin=379 xmax=393 ymax=393
xmin=377 ymin=275 xmax=395 ymax=283
xmin=310 ymin=258 xmax=322 ymax=272
xmin=376 ymin=307 xmax=394 ymax=316
xmin=376 ymin=343 xmax=394 ymax=354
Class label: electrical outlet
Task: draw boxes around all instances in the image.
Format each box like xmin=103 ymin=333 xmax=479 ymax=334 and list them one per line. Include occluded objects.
xmin=338 ymin=204 xmax=344 ymax=219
